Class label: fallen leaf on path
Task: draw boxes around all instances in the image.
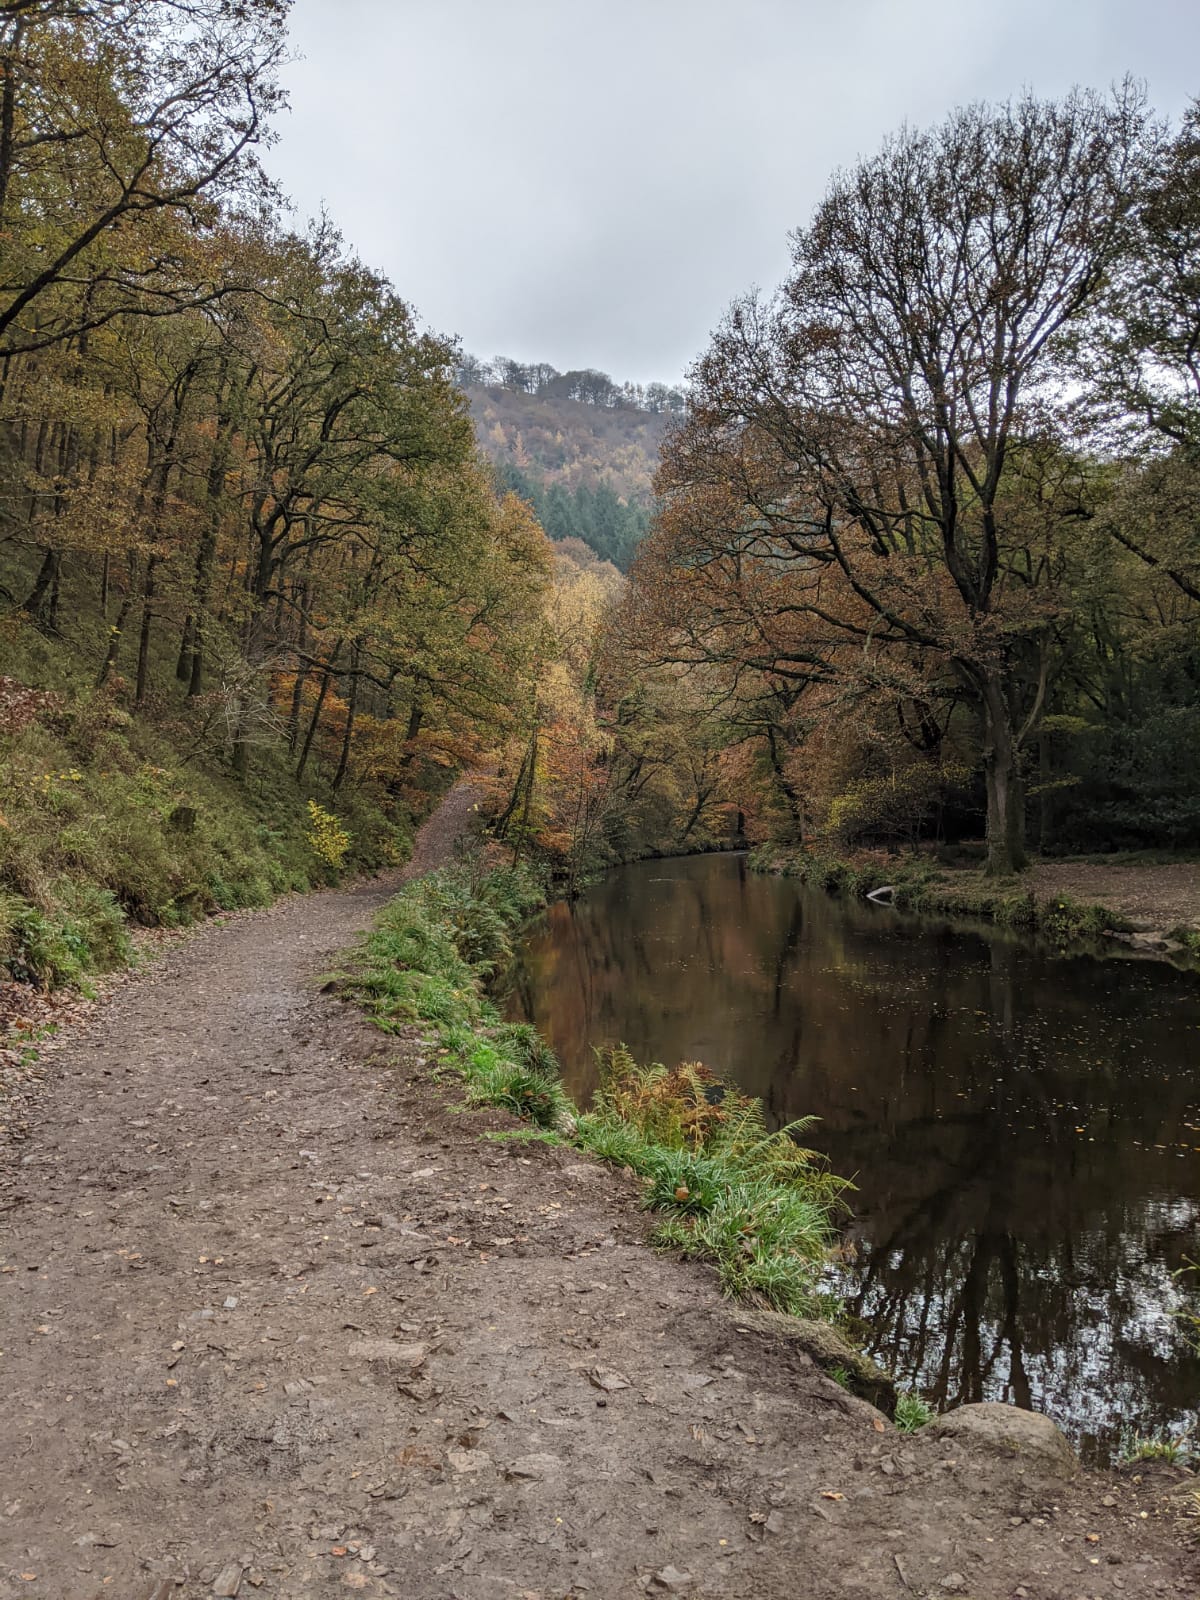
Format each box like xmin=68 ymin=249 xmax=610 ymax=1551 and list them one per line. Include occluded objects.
xmin=588 ymin=1367 xmax=631 ymax=1392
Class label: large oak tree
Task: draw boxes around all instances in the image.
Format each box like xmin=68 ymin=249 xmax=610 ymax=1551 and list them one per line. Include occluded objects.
xmin=649 ymin=86 xmax=1154 ymax=873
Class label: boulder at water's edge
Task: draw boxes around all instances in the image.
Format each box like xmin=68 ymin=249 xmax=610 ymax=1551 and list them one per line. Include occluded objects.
xmin=930 ymin=1402 xmax=1078 ymax=1480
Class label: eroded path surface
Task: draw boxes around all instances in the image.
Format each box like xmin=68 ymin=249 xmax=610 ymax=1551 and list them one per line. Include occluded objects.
xmin=1 ymin=789 xmax=1195 ymax=1600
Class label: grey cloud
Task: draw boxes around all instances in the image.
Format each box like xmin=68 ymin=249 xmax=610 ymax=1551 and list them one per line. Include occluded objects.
xmin=266 ymin=0 xmax=1200 ymax=383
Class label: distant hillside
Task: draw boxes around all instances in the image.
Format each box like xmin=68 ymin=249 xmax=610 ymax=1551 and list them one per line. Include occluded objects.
xmin=461 ymin=356 xmax=686 ymax=571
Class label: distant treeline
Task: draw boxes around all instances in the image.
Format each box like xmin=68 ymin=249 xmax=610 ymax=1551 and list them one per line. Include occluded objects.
xmin=496 ymin=464 xmax=650 ymax=572
xmin=458 ymin=355 xmax=687 ymax=416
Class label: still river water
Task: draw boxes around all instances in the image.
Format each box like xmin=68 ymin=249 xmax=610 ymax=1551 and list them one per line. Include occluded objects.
xmin=504 ymin=852 xmax=1200 ymax=1464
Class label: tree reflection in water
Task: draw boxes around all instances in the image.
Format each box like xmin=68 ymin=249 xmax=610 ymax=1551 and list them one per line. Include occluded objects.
xmin=505 ymin=853 xmax=1200 ymax=1463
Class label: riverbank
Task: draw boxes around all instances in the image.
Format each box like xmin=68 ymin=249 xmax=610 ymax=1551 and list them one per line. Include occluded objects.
xmin=337 ymin=858 xmax=859 ymax=1331
xmin=1 ymin=783 xmax=1196 ymax=1598
xmin=751 ymin=844 xmax=1200 ymax=958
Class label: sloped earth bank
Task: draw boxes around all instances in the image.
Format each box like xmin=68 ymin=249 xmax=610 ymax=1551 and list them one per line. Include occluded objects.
xmin=1 ymin=788 xmax=1195 ymax=1600
xmin=1029 ymin=862 xmax=1200 ymax=942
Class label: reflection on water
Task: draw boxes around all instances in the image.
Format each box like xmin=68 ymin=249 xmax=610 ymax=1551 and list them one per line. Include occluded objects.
xmin=505 ymin=852 xmax=1200 ymax=1463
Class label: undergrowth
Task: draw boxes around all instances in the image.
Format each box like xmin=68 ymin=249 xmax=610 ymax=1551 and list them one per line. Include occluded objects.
xmin=0 ymin=674 xmax=416 ymax=989
xmin=581 ymin=1050 xmax=850 ymax=1316
xmin=1119 ymin=1429 xmax=1194 ymax=1467
xmin=342 ymin=863 xmax=852 ymax=1320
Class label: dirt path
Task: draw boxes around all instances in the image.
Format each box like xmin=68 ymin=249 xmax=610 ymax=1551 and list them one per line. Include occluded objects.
xmin=1 ymin=786 xmax=1194 ymax=1600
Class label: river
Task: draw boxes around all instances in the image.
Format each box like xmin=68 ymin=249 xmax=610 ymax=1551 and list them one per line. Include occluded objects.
xmin=504 ymin=851 xmax=1200 ymax=1464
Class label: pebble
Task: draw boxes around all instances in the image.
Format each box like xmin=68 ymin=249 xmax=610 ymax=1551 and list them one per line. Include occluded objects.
xmin=507 ymin=1453 xmax=563 ymax=1480
xmin=211 ymin=1564 xmax=243 ymax=1597
xmin=653 ymin=1567 xmax=694 ymax=1593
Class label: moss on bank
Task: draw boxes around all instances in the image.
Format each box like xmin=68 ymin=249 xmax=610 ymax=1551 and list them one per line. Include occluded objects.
xmin=341 ymin=861 xmax=851 ymax=1323
xmin=749 ymin=844 xmax=1129 ymax=943
xmin=0 ymin=688 xmax=420 ymax=991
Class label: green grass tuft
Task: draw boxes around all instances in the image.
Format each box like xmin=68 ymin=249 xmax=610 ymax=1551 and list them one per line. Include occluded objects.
xmin=481 ymin=1127 xmax=563 ymax=1147
xmin=894 ymin=1391 xmax=935 ymax=1433
xmin=1119 ymin=1429 xmax=1193 ymax=1465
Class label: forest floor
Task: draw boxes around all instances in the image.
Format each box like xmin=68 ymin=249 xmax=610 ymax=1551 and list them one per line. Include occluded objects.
xmin=1 ymin=784 xmax=1197 ymax=1600
xmin=1027 ymin=861 xmax=1200 ymax=939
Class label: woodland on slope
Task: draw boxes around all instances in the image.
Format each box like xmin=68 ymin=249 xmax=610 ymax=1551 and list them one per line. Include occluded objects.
xmin=462 ymin=356 xmax=684 ymax=572
xmin=0 ymin=0 xmax=556 ymax=988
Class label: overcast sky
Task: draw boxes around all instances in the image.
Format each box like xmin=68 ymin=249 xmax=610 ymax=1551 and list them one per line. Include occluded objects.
xmin=265 ymin=0 xmax=1200 ymax=384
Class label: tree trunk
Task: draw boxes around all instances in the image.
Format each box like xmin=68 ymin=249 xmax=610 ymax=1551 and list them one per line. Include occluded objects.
xmin=679 ymin=786 xmax=714 ymax=843
xmin=766 ymin=725 xmax=805 ymax=843
xmin=287 ymin=658 xmax=308 ymax=751
xmin=493 ymin=723 xmax=536 ymax=839
xmin=187 ymin=529 xmax=215 ymax=696
xmin=295 ymin=641 xmax=341 ymax=782
xmin=22 ymin=546 xmax=59 ymax=623
xmin=97 ymin=564 xmax=136 ymax=688
xmin=394 ymin=691 xmax=426 ymax=772
xmin=286 ymin=576 xmax=311 ymax=749
xmin=981 ymin=675 xmax=1027 ymax=876
xmin=0 ymin=19 xmax=21 ymax=229
xmin=134 ymin=555 xmax=158 ymax=708
xmin=176 ymin=613 xmax=195 ymax=681
xmin=47 ymin=551 xmax=61 ymax=632
xmin=512 ymin=723 xmax=539 ymax=866
xmin=186 ymin=397 xmax=234 ymax=696
xmin=331 ymin=643 xmax=360 ymax=792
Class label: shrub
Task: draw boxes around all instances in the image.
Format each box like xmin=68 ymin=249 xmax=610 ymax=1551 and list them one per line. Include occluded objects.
xmin=305 ymin=801 xmax=351 ymax=870
xmin=827 ymin=763 xmax=972 ymax=849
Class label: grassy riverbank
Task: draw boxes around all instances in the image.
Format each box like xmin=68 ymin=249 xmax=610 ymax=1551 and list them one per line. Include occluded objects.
xmin=750 ymin=843 xmax=1142 ymax=943
xmin=340 ymin=860 xmax=852 ymax=1322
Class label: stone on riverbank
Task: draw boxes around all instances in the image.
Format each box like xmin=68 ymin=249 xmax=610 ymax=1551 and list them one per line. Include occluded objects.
xmin=930 ymin=1402 xmax=1078 ymax=1479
